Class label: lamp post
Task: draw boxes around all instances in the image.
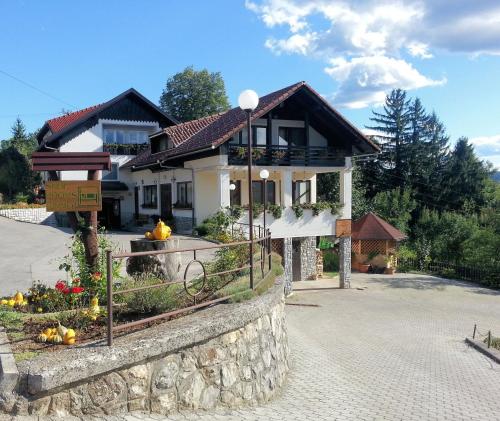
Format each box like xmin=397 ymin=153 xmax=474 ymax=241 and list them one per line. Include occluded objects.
xmin=259 ymin=169 xmax=269 ymax=233
xmin=238 ymin=89 xmax=259 ymax=290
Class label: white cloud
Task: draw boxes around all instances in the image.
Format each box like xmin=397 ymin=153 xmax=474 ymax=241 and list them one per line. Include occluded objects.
xmin=247 ymin=0 xmax=500 ymax=108
xmin=325 ymin=56 xmax=445 ymax=108
xmin=470 ymin=135 xmax=500 ymax=168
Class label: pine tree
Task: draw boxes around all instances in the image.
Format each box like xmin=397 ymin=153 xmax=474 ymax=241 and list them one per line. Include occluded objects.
xmin=440 ymin=138 xmax=491 ymax=212
xmin=366 ymin=89 xmax=412 ymax=191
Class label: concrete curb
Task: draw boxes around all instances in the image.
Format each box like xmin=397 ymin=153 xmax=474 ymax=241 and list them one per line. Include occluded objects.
xmin=0 ymin=327 xmax=19 ymax=396
xmin=465 ymin=337 xmax=500 ymax=364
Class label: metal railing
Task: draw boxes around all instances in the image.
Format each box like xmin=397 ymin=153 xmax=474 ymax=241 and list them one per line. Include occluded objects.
xmin=472 ymin=324 xmax=498 ymax=350
xmin=105 ymin=226 xmax=272 ymax=346
xmin=228 ymin=144 xmax=346 ymax=166
xmin=398 ymin=258 xmax=491 ymax=284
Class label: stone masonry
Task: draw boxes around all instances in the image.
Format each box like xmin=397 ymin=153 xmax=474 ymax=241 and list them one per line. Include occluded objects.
xmin=299 ymin=236 xmax=317 ymax=281
xmin=339 ymin=236 xmax=351 ymax=288
xmin=283 ymin=238 xmax=293 ymax=296
xmin=6 ymin=285 xmax=289 ymax=417
xmin=0 ymin=207 xmax=56 ymax=226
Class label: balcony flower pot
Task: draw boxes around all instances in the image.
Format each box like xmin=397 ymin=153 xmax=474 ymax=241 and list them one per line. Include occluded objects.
xmin=358 ymin=263 xmax=371 ymax=273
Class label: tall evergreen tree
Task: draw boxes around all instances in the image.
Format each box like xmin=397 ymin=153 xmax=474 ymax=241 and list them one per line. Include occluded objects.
xmin=366 ymin=89 xmax=412 ymax=191
xmin=439 ymin=138 xmax=491 ymax=212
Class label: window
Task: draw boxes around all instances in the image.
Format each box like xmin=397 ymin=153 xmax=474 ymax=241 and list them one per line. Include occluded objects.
xmin=292 ymin=180 xmax=311 ymax=204
xmin=103 ymin=127 xmax=150 ymax=145
xmin=176 ymin=182 xmax=193 ymax=208
xmin=233 ymin=126 xmax=267 ymax=146
xmin=230 ymin=180 xmax=241 ymax=206
xmin=102 ymin=163 xmax=118 ymax=181
xmin=142 ymin=185 xmax=158 ymax=208
xmin=252 ymin=180 xmax=276 ymax=205
xmin=278 ymin=127 xmax=306 ymax=147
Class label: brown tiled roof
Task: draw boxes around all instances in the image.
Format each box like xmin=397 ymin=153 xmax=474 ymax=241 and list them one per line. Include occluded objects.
xmin=352 ymin=212 xmax=407 ymax=241
xmin=125 ymin=82 xmax=306 ymax=167
xmin=126 ymin=81 xmax=379 ymax=168
xmin=46 ymin=104 xmax=103 ymax=134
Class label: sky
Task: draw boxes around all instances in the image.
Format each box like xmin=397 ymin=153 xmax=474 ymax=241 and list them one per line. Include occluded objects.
xmin=0 ymin=0 xmax=499 ymax=168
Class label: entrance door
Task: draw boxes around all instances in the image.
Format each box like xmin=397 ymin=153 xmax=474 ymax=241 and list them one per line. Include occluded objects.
xmin=160 ymin=184 xmax=172 ymax=219
xmin=134 ymin=186 xmax=139 ymax=219
xmin=292 ymin=238 xmax=301 ymax=282
xmin=99 ymin=198 xmax=121 ymax=229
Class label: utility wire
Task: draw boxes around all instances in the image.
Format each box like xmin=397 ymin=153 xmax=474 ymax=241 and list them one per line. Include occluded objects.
xmin=0 ymin=68 xmax=76 ymax=109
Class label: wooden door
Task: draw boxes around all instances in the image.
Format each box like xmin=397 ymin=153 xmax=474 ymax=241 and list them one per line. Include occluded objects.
xmin=292 ymin=238 xmax=301 ymax=282
xmin=134 ymin=186 xmax=139 ymax=219
xmin=160 ymin=183 xmax=172 ymax=219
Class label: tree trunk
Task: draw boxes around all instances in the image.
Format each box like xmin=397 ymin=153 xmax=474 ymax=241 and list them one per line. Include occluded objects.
xmin=127 ymin=238 xmax=181 ymax=280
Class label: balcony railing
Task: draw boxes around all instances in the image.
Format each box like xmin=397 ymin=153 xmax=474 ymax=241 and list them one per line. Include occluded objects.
xmin=103 ymin=143 xmax=149 ymax=155
xmin=228 ymin=144 xmax=347 ymax=166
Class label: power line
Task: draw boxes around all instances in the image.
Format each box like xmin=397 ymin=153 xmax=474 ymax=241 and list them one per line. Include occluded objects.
xmin=0 ymin=69 xmax=76 ymax=109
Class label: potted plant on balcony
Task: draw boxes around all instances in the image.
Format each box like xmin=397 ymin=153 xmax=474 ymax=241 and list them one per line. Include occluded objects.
xmin=384 ymin=253 xmax=397 ymax=275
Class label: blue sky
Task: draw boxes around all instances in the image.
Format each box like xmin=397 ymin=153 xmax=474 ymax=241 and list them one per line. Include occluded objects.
xmin=1 ymin=0 xmax=499 ymax=167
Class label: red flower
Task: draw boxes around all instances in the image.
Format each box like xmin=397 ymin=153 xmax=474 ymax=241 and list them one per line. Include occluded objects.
xmin=62 ymin=287 xmax=71 ymax=294
xmin=91 ymin=272 xmax=102 ymax=281
xmin=73 ymin=277 xmax=81 ymax=285
xmin=55 ymin=280 xmax=66 ymax=291
xmin=71 ymin=286 xmax=84 ymax=294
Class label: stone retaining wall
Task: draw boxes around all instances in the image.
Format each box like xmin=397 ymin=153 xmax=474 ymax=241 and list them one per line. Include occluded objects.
xmin=3 ymin=282 xmax=288 ymax=417
xmin=0 ymin=207 xmax=57 ymax=226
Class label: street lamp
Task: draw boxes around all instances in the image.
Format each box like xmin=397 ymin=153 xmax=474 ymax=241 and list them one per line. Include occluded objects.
xmin=238 ymin=89 xmax=259 ymax=289
xmin=259 ymin=169 xmax=269 ymax=233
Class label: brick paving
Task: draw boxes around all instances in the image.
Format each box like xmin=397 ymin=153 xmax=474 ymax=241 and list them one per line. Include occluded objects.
xmin=21 ymin=272 xmax=500 ymax=421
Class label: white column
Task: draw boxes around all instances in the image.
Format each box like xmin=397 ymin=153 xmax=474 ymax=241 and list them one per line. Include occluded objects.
xmin=217 ymin=168 xmax=231 ymax=209
xmin=281 ymin=169 xmax=293 ymax=207
xmin=339 ymin=163 xmax=352 ymax=219
xmin=310 ymin=174 xmax=317 ymax=203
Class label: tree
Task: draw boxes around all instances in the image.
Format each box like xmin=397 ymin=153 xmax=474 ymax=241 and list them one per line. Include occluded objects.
xmin=366 ymin=89 xmax=412 ymax=191
xmin=372 ymin=187 xmax=416 ymax=234
xmin=1 ymin=118 xmax=38 ymax=156
xmin=0 ymin=146 xmax=34 ymax=200
xmin=159 ymin=66 xmax=230 ymax=122
xmin=439 ymin=138 xmax=491 ymax=212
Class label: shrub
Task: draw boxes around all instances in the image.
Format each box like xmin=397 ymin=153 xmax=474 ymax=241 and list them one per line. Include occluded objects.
xmin=115 ymin=274 xmax=184 ymax=315
xmin=267 ymin=204 xmax=283 ymax=219
xmin=292 ymin=205 xmax=303 ymax=218
xmin=323 ymin=250 xmax=339 ymax=272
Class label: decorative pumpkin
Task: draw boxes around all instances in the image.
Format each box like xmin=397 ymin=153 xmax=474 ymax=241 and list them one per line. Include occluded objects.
xmin=36 ymin=307 xmax=43 ymax=313
xmin=51 ymin=334 xmax=63 ymax=344
xmin=43 ymin=328 xmax=53 ymax=337
xmin=145 ymin=231 xmax=154 ymax=240
xmin=37 ymin=333 xmax=48 ymax=343
xmin=0 ymin=299 xmax=7 ymax=305
xmin=63 ymin=329 xmax=76 ymax=345
xmin=90 ymin=296 xmax=99 ymax=307
xmin=14 ymin=292 xmax=23 ymax=304
xmin=7 ymin=299 xmax=15 ymax=307
xmin=57 ymin=323 xmax=68 ymax=337
xmin=152 ymin=219 xmax=171 ymax=240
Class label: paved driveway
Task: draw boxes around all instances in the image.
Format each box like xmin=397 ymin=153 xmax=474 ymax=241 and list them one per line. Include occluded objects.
xmin=0 ymin=217 xmax=214 ymax=296
xmin=107 ymin=272 xmax=500 ymax=421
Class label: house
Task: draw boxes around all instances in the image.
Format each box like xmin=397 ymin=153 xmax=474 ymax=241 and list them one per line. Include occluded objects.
xmin=37 ymin=88 xmax=177 ymax=228
xmin=38 ymin=81 xmax=379 ymax=288
xmin=351 ymin=212 xmax=407 ymax=271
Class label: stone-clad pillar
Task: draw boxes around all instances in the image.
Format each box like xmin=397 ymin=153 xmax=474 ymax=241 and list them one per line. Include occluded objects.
xmin=339 ymin=237 xmax=351 ymax=289
xmin=283 ymin=237 xmax=293 ymax=296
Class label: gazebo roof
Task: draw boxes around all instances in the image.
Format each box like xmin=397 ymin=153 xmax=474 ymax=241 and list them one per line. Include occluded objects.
xmin=351 ymin=212 xmax=407 ymax=241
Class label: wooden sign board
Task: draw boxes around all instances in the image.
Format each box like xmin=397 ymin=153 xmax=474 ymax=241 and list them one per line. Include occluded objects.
xmin=45 ymin=181 xmax=102 ymax=212
xmin=336 ymin=219 xmax=352 ymax=238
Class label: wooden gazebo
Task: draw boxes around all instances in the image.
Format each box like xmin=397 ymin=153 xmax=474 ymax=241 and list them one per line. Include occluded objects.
xmin=351 ymin=212 xmax=407 ymax=270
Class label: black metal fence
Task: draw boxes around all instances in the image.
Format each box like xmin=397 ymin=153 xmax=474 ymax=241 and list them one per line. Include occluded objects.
xmin=398 ymin=258 xmax=499 ymax=287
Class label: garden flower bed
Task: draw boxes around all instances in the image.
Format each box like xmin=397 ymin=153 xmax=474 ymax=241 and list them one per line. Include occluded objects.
xmin=0 ymin=227 xmax=282 ymax=361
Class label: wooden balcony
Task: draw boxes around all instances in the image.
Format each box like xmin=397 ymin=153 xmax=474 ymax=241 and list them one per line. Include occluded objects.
xmin=227 ymin=145 xmax=347 ymax=167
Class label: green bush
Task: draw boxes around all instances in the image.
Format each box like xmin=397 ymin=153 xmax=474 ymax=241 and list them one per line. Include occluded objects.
xmin=115 ymin=274 xmax=184 ymax=315
xmin=267 ymin=204 xmax=283 ymax=219
xmin=323 ymin=250 xmax=339 ymax=272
